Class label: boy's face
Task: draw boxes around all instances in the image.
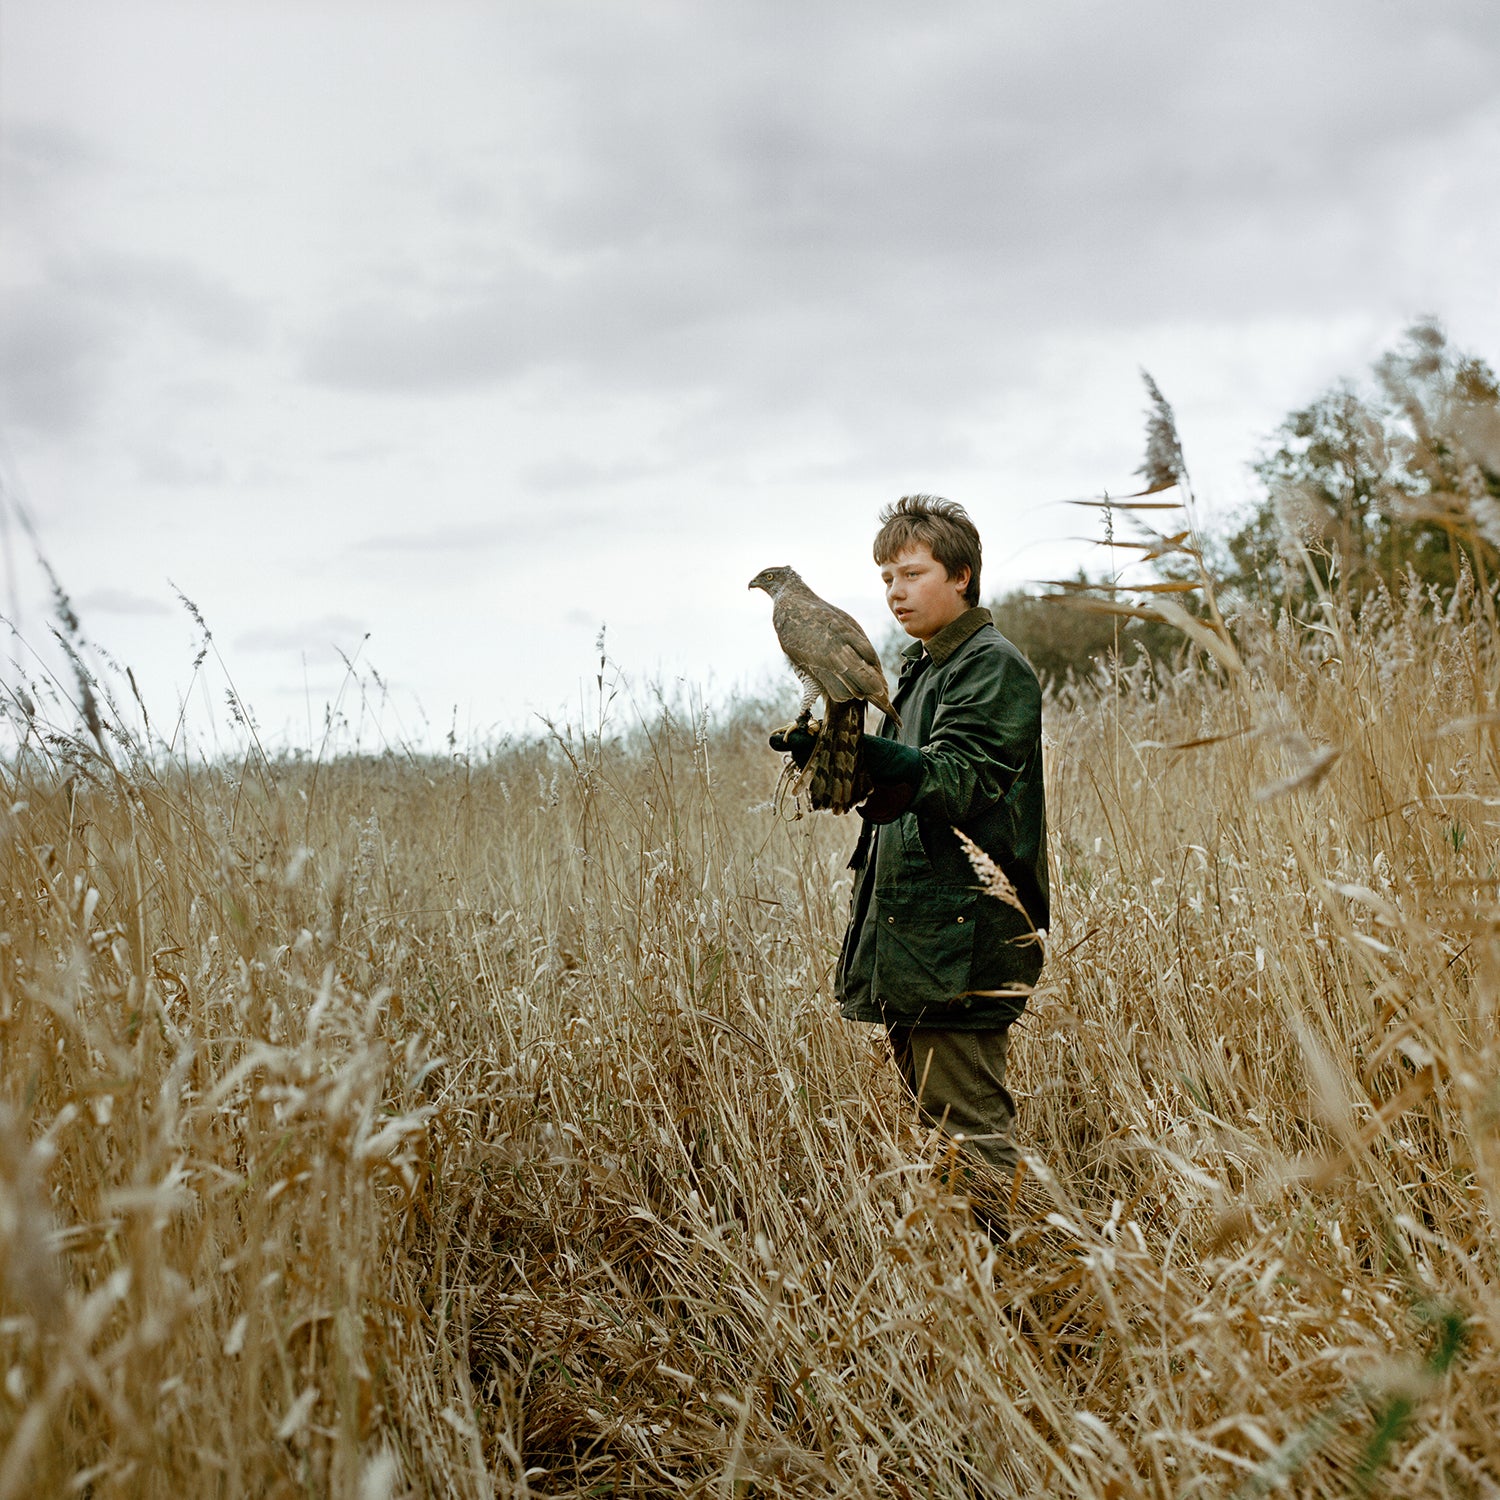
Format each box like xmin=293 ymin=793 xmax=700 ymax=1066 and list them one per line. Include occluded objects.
xmin=880 ymin=543 xmax=971 ymax=642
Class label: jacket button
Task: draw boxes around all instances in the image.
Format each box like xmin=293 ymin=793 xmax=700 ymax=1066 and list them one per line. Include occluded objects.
xmin=887 ymin=916 xmax=895 ymax=924
xmin=956 ymin=916 xmax=965 ymax=924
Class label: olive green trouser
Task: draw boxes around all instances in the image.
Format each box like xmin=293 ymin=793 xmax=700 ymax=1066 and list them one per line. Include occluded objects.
xmin=886 ymin=1023 xmax=1019 ymax=1174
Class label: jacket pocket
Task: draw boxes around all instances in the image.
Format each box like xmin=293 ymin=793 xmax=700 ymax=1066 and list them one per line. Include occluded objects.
xmin=873 ymin=886 xmax=980 ymax=1009
xmin=897 ymin=809 xmax=928 ymax=868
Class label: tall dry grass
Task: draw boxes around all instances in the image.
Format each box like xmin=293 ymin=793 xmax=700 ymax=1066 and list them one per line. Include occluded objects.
xmin=3 ymin=572 xmax=1500 ymax=1497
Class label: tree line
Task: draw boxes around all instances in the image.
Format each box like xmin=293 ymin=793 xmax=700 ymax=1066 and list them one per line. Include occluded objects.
xmin=990 ymin=320 xmax=1500 ymax=687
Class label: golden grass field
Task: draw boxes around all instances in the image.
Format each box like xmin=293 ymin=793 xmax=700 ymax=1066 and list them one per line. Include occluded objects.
xmin=3 ymin=574 xmax=1499 ymax=1497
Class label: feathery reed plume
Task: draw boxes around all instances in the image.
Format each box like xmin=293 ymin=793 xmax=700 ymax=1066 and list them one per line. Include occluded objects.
xmin=1137 ymin=368 xmax=1187 ymax=493
xmin=954 ymin=827 xmax=1032 ymax=922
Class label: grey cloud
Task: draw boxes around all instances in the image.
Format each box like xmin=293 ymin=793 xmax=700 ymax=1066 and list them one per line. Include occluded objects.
xmin=353 ymin=500 xmax=668 ymax=554
xmin=235 ymin=615 xmax=368 ymax=653
xmin=296 ymin=0 xmax=1500 ymax=459
xmin=0 ymin=298 xmax=120 ymax=432
xmin=55 ymin=251 xmax=264 ymax=348
xmin=354 ymin=522 xmax=511 ymax=554
xmin=73 ymin=587 xmax=172 ymax=617
xmin=134 ymin=445 xmax=229 ymax=486
xmin=525 ymin=2 xmax=1495 ymax=277
xmin=0 ymin=251 xmax=264 ymax=435
xmin=0 ymin=120 xmax=110 ymax=214
xmin=2 ymin=120 xmax=107 ymax=174
xmin=518 ymin=455 xmax=661 ymax=492
xmin=322 ymin=440 xmax=401 ymax=465
xmin=158 ymin=376 xmax=237 ymax=409
xmin=301 ymin=293 xmax=535 ymax=392
xmin=300 ymin=250 xmax=723 ymax=394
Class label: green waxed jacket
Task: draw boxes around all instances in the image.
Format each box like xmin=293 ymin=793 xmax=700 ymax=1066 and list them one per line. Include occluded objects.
xmin=835 ymin=607 xmax=1049 ymax=1029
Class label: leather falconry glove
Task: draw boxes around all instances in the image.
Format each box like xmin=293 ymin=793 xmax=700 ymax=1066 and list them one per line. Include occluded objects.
xmin=769 ymin=728 xmax=923 ymax=821
xmin=768 ymin=726 xmax=817 ymax=768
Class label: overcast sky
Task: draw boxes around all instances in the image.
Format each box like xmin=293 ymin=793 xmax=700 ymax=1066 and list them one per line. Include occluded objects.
xmin=3 ymin=2 xmax=1498 ymax=749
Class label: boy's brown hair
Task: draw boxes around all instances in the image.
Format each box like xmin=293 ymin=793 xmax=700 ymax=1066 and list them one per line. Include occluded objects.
xmin=872 ymin=494 xmax=982 ymax=607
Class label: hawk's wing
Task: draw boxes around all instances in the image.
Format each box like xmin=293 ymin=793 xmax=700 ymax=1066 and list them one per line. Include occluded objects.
xmin=773 ymin=592 xmax=893 ymax=710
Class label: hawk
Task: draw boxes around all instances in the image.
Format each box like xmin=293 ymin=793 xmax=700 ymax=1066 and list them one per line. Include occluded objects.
xmin=749 ymin=564 xmax=900 ymax=813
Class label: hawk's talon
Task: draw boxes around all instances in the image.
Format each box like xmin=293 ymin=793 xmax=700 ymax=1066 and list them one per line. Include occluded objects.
xmin=772 ymin=717 xmax=822 ymax=743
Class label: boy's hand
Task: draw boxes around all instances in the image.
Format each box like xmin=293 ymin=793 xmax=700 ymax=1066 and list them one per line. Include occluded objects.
xmin=769 ymin=725 xmax=817 ymax=768
xmin=857 ymin=782 xmax=916 ymax=823
xmin=855 ymin=735 xmax=922 ymax=823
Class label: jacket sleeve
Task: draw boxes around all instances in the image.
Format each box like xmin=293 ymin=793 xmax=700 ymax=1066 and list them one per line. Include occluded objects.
xmin=910 ymin=645 xmax=1041 ymax=825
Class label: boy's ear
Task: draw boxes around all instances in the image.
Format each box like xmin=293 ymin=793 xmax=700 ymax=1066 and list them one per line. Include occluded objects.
xmin=951 ymin=565 xmax=971 ymax=593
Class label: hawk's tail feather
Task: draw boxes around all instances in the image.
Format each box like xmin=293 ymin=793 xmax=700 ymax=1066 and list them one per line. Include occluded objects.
xmin=798 ymin=699 xmax=872 ymax=814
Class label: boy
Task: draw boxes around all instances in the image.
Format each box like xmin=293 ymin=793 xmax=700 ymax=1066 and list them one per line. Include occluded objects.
xmin=775 ymin=495 xmax=1048 ymax=1217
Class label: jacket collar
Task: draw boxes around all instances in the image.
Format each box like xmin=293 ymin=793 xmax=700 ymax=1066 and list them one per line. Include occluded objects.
xmin=903 ymin=606 xmax=992 ymax=668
